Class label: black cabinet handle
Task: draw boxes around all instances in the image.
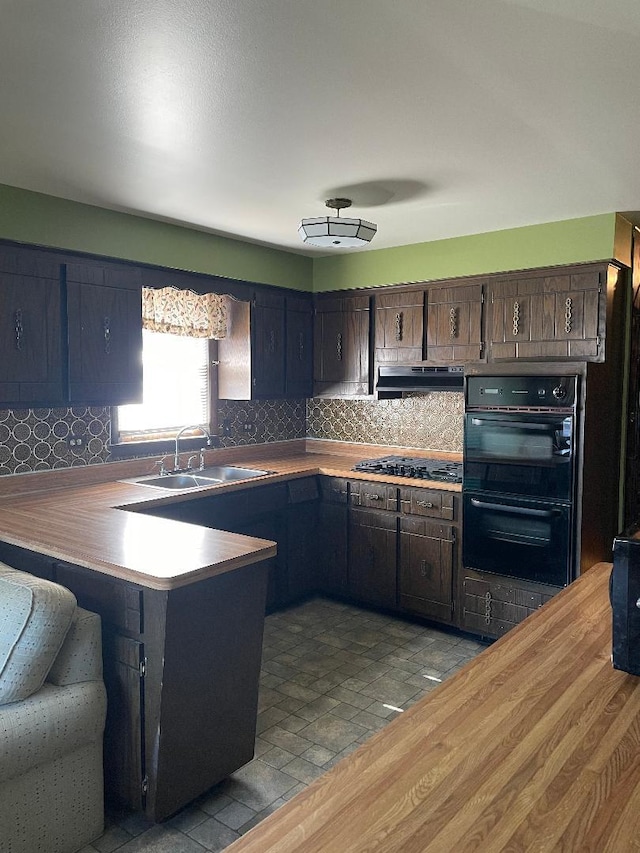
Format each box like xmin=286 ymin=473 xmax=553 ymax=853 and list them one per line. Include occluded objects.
xmin=14 ymin=309 xmax=23 ymax=351
xmin=103 ymin=316 xmax=111 ymax=355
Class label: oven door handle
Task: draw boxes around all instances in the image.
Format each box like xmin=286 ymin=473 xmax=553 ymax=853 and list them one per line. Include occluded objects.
xmin=469 ymin=418 xmax=559 ymax=431
xmin=470 ymin=498 xmax=559 ymax=518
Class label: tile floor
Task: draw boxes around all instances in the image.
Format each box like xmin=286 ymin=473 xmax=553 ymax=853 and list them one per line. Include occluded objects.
xmin=81 ymin=597 xmax=486 ymax=853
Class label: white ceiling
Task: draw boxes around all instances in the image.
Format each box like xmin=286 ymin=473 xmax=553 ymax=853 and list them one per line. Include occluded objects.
xmin=1 ymin=0 xmax=640 ymax=256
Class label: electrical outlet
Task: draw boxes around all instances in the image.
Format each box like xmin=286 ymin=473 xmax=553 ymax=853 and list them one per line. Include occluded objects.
xmin=242 ymin=422 xmax=255 ymax=434
xmin=66 ymin=435 xmax=84 ymax=448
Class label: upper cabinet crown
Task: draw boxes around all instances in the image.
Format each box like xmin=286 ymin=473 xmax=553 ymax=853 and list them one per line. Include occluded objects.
xmin=0 ymin=248 xmax=143 ymax=408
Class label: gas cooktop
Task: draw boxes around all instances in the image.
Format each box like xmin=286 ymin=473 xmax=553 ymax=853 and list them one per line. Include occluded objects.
xmin=352 ymin=456 xmax=463 ymax=484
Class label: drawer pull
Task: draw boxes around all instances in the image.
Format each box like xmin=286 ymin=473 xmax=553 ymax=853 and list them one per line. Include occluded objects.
xmin=420 ymin=559 xmax=430 ymax=578
xmin=416 ymin=500 xmax=434 ymax=508
xmin=364 ymin=493 xmax=382 ymax=501
xmin=485 ymin=591 xmax=492 ymax=625
xmin=512 ymin=301 xmax=520 ymax=336
xmin=336 ymin=332 xmax=343 ymax=361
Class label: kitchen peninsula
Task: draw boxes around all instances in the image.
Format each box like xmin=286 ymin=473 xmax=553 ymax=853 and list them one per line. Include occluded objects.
xmin=0 ymin=439 xmax=461 ymax=821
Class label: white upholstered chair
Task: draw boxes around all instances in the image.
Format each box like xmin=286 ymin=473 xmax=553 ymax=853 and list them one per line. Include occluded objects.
xmin=0 ymin=564 xmax=107 ymax=853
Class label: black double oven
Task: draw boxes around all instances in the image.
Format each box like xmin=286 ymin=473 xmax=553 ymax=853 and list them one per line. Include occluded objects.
xmin=463 ymin=374 xmax=578 ymax=588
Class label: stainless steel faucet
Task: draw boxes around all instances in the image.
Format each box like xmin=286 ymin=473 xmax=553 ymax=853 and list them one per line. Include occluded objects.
xmin=174 ymin=425 xmax=212 ymax=472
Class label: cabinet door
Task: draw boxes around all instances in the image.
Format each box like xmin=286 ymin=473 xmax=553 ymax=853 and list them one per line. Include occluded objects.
xmin=101 ymin=632 xmax=146 ymax=811
xmin=375 ymin=290 xmax=424 ymax=365
xmin=425 ymin=283 xmax=484 ymax=363
xmin=0 ymin=251 xmax=64 ymax=404
xmin=314 ymin=296 xmax=370 ymax=396
xmin=348 ymin=507 xmax=397 ymax=608
xmin=66 ymin=263 xmax=142 ymax=404
xmin=316 ymin=501 xmax=349 ymax=596
xmin=285 ymin=297 xmax=313 ymax=398
xmin=399 ymin=517 xmax=455 ymax=623
xmin=489 ymin=268 xmax=603 ymax=361
xmin=252 ymin=292 xmax=285 ymax=398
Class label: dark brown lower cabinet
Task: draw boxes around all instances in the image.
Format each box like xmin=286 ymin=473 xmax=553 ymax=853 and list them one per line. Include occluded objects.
xmin=461 ymin=568 xmax=556 ymax=638
xmin=316 ymin=477 xmax=349 ymax=596
xmin=0 ymin=540 xmax=268 ymax=822
xmin=348 ymin=507 xmax=397 ymax=608
xmin=398 ymin=516 xmax=456 ymax=624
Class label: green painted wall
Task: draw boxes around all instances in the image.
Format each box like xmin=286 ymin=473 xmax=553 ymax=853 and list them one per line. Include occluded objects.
xmin=0 ymin=184 xmax=624 ymax=295
xmin=0 ymin=184 xmax=313 ymax=291
xmin=313 ymin=214 xmax=620 ymax=291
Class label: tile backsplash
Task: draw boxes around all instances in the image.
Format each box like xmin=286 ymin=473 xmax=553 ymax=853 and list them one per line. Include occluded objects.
xmin=0 ymin=393 xmax=463 ymax=476
xmin=306 ymin=394 xmax=464 ymax=452
xmin=0 ymin=406 xmax=111 ymax=476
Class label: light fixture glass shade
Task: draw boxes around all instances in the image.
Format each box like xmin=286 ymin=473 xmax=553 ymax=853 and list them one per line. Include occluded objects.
xmin=298 ymin=216 xmax=377 ymax=248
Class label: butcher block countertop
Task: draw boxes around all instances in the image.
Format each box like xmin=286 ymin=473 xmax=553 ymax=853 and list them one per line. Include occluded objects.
xmin=0 ymin=440 xmax=461 ymax=590
xmin=226 ymin=561 xmax=640 ymax=853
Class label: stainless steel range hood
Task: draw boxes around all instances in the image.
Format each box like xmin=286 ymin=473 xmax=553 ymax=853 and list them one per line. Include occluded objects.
xmin=376 ymin=365 xmax=464 ymax=399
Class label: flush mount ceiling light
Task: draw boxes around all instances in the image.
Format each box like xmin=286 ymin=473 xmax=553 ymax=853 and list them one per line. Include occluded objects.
xmin=298 ymin=198 xmax=377 ymax=248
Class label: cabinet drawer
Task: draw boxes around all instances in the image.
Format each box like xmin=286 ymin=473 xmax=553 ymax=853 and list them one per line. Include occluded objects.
xmin=399 ymin=487 xmax=455 ymax=520
xmin=350 ymin=480 xmax=398 ymax=511
xmin=462 ymin=573 xmax=556 ymax=638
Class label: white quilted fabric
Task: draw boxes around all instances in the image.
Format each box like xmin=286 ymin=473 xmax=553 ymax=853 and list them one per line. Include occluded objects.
xmin=0 ymin=680 xmax=106 ymax=783
xmin=0 ymin=565 xmax=76 ymax=704
xmin=47 ymin=608 xmax=103 ymax=686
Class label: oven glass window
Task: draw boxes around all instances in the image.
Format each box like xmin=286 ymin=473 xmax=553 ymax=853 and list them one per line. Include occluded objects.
xmin=463 ymin=493 xmax=571 ymax=587
xmin=464 ymin=414 xmax=574 ymax=500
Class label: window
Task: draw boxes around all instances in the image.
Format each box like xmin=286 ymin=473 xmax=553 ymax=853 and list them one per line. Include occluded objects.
xmin=116 ymin=329 xmax=212 ymax=442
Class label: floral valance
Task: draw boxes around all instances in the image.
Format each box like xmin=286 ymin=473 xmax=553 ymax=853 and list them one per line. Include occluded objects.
xmin=142 ymin=286 xmax=228 ymax=339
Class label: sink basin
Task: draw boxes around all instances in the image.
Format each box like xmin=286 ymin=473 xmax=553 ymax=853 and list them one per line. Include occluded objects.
xmin=132 ymin=473 xmax=223 ymax=489
xmin=197 ymin=465 xmax=272 ymax=481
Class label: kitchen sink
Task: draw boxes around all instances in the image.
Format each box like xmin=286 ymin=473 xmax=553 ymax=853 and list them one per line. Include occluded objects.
xmin=197 ymin=465 xmax=272 ymax=481
xmin=131 ymin=473 xmax=223 ymax=489
xmin=127 ymin=466 xmax=272 ymax=490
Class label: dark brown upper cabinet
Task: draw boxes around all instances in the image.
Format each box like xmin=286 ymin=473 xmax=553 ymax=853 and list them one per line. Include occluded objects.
xmin=65 ymin=263 xmax=143 ymax=404
xmin=313 ymin=294 xmax=371 ymax=397
xmin=285 ymin=296 xmax=313 ymax=398
xmin=218 ymin=290 xmax=313 ymax=400
xmin=0 ymin=247 xmax=64 ymax=405
xmin=0 ymin=248 xmax=143 ymax=408
xmin=425 ymin=282 xmax=485 ymax=363
xmin=488 ymin=266 xmax=605 ymax=361
xmin=251 ymin=291 xmax=286 ymax=398
xmin=374 ymin=290 xmax=424 ymax=365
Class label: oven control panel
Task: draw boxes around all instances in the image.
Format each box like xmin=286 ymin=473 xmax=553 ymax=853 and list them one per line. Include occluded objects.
xmin=466 ymin=375 xmax=577 ymax=409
